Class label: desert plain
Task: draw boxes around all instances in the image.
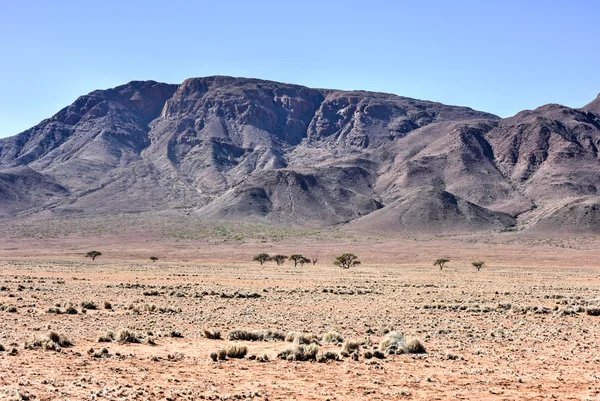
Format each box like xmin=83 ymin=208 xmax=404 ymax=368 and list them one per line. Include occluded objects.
xmin=1 ymin=215 xmax=600 ymax=400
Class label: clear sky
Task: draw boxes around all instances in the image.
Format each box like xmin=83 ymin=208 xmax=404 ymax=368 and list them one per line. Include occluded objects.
xmin=1 ymin=0 xmax=599 ymax=138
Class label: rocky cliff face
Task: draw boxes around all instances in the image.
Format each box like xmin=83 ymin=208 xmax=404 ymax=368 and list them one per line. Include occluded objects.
xmin=1 ymin=77 xmax=599 ymax=233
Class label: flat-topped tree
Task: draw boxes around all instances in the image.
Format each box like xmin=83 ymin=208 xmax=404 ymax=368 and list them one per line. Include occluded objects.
xmin=334 ymin=253 xmax=360 ymax=269
xmin=253 ymin=253 xmax=271 ymax=265
xmin=272 ymin=255 xmax=288 ymax=266
xmin=290 ymin=254 xmax=309 ymax=267
xmin=86 ymin=251 xmax=102 ymax=261
xmin=434 ymin=258 xmax=450 ymax=270
xmin=472 ymin=261 xmax=485 ymax=271
xmin=150 ymin=256 xmax=158 ymax=262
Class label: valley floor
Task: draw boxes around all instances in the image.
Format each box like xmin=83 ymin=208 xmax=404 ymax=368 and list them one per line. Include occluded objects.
xmin=1 ymin=226 xmax=600 ymax=400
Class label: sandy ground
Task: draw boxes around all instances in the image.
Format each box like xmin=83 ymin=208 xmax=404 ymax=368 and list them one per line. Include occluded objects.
xmin=1 ymin=231 xmax=600 ymax=400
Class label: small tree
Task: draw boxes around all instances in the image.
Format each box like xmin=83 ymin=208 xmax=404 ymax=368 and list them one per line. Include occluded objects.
xmin=253 ymin=253 xmax=270 ymax=265
xmin=86 ymin=251 xmax=102 ymax=261
xmin=434 ymin=258 xmax=449 ymax=270
xmin=334 ymin=253 xmax=360 ymax=269
xmin=150 ymin=256 xmax=158 ymax=262
xmin=472 ymin=261 xmax=485 ymax=271
xmin=298 ymin=256 xmax=310 ymax=267
xmin=272 ymin=255 xmax=288 ymax=266
xmin=290 ymin=254 xmax=308 ymax=267
xmin=311 ymin=257 xmax=319 ymax=266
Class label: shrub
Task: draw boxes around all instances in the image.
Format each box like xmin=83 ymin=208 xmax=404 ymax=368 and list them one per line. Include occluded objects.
xmin=104 ymin=301 xmax=112 ymax=310
xmin=25 ymin=332 xmax=72 ymax=351
xmin=81 ymin=301 xmax=98 ymax=310
xmin=286 ymin=331 xmax=320 ymax=345
xmin=586 ymin=307 xmax=600 ymax=316
xmin=217 ymin=348 xmax=227 ymax=360
xmin=322 ymin=331 xmax=344 ymax=344
xmin=317 ymin=351 xmax=340 ymax=362
xmin=472 ymin=261 xmax=485 ymax=271
xmin=404 ymin=337 xmax=426 ymax=354
xmin=64 ymin=303 xmax=78 ymax=314
xmin=277 ymin=343 xmax=319 ymax=361
xmin=98 ymin=330 xmax=115 ymax=343
xmin=379 ymin=331 xmax=426 ymax=354
xmin=227 ymin=329 xmax=285 ymax=342
xmin=334 ymin=254 xmax=360 ymax=269
xmin=202 ymin=328 xmax=222 ymax=340
xmin=210 ymin=352 xmax=218 ymax=362
xmin=379 ymin=331 xmax=405 ymax=352
xmin=225 ymin=343 xmax=248 ymax=359
xmin=117 ymin=329 xmax=142 ymax=343
xmin=341 ymin=339 xmax=360 ymax=354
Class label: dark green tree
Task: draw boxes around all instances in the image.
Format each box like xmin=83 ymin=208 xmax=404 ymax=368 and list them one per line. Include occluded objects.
xmin=334 ymin=253 xmax=360 ymax=269
xmin=434 ymin=258 xmax=449 ymax=270
xmin=253 ymin=253 xmax=271 ymax=265
xmin=86 ymin=251 xmax=102 ymax=261
xmin=272 ymin=255 xmax=288 ymax=266
xmin=472 ymin=261 xmax=485 ymax=271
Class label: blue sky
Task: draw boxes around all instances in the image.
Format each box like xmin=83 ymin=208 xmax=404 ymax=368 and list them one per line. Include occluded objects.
xmin=0 ymin=0 xmax=599 ymax=138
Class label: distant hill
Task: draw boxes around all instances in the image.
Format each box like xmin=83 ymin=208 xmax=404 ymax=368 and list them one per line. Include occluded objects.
xmin=1 ymin=76 xmax=599 ymax=233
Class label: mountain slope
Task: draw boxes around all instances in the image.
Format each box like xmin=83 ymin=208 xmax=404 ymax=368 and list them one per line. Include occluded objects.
xmin=0 ymin=77 xmax=599 ymax=233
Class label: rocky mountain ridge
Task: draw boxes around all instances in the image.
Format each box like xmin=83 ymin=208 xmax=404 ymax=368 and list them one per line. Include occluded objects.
xmin=1 ymin=76 xmax=599 ymax=233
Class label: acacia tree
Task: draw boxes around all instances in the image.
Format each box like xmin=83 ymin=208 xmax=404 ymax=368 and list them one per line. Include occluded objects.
xmin=472 ymin=261 xmax=485 ymax=271
xmin=253 ymin=253 xmax=270 ymax=265
xmin=311 ymin=257 xmax=319 ymax=266
xmin=434 ymin=258 xmax=450 ymax=270
xmin=150 ymin=256 xmax=159 ymax=262
xmin=290 ymin=254 xmax=310 ymax=267
xmin=86 ymin=251 xmax=102 ymax=261
xmin=334 ymin=253 xmax=360 ymax=269
xmin=272 ymin=255 xmax=288 ymax=266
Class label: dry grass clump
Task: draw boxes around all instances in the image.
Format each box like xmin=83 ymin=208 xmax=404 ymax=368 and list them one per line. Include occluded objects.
xmin=286 ymin=331 xmax=320 ymax=345
xmin=322 ymin=331 xmax=344 ymax=344
xmin=277 ymin=343 xmax=320 ymax=361
xmin=379 ymin=331 xmax=426 ymax=354
xmin=341 ymin=339 xmax=360 ymax=354
xmin=98 ymin=330 xmax=115 ymax=343
xmin=225 ymin=343 xmax=248 ymax=359
xmin=81 ymin=301 xmax=98 ymax=310
xmin=317 ymin=351 xmax=340 ymax=363
xmin=0 ymin=303 xmax=17 ymax=313
xmin=25 ymin=331 xmax=72 ymax=351
xmin=217 ymin=348 xmax=227 ymax=360
xmin=45 ymin=302 xmax=79 ymax=315
xmin=168 ymin=330 xmax=183 ymax=338
xmin=202 ymin=328 xmax=222 ymax=340
xmin=586 ymin=307 xmax=600 ymax=316
xmin=64 ymin=303 xmax=78 ymax=314
xmin=228 ymin=329 xmax=285 ymax=342
xmin=404 ymin=337 xmax=426 ymax=354
xmin=112 ymin=329 xmax=143 ymax=344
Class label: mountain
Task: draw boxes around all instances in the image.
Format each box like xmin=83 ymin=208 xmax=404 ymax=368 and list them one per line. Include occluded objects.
xmin=1 ymin=76 xmax=599 ymax=233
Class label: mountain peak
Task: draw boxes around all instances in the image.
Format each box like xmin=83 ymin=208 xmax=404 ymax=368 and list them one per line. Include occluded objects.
xmin=582 ymin=93 xmax=600 ymax=114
